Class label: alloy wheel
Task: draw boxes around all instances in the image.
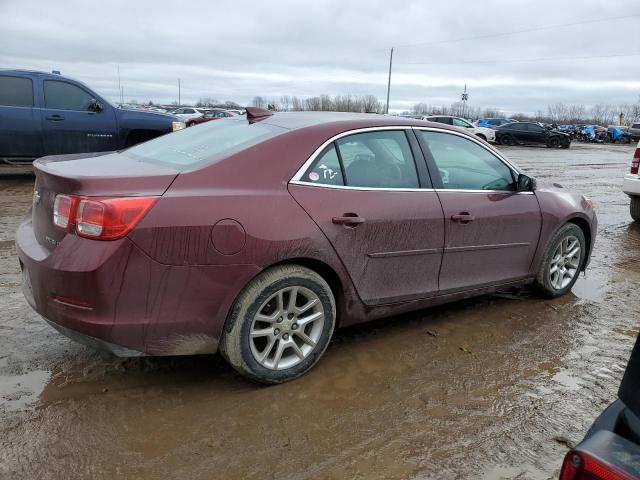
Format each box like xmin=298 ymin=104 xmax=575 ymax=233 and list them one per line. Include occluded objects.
xmin=549 ymin=235 xmax=581 ymax=290
xmin=249 ymin=286 xmax=325 ymax=370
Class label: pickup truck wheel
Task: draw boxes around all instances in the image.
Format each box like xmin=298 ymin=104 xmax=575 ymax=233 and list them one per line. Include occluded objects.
xmin=534 ymin=223 xmax=586 ymax=298
xmin=220 ymin=264 xmax=336 ymax=384
xmin=631 ymin=196 xmax=640 ymax=221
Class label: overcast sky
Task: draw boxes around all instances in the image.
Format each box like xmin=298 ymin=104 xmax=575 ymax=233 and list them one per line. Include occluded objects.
xmin=2 ymin=0 xmax=639 ymax=114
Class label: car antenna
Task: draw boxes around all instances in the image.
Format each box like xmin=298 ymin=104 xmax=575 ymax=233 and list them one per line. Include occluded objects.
xmin=245 ymin=107 xmax=273 ymax=124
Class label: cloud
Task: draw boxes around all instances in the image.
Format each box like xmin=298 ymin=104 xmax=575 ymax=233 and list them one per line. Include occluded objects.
xmin=1 ymin=0 xmax=639 ymax=114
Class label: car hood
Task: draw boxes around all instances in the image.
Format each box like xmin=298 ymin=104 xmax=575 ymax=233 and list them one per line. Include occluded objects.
xmin=117 ymin=107 xmax=179 ymax=121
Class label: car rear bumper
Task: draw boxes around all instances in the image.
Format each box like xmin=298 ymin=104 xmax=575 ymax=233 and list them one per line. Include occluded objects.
xmin=623 ymin=174 xmax=640 ymax=197
xmin=16 ymin=216 xmax=260 ymax=356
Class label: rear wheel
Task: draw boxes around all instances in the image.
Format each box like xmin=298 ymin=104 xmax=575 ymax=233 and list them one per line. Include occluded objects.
xmin=500 ymin=134 xmax=514 ymax=146
xmin=631 ymin=196 xmax=640 ymax=221
xmin=220 ymin=265 xmax=336 ymax=384
xmin=534 ymin=223 xmax=586 ymax=298
xmin=548 ymin=137 xmax=561 ymax=148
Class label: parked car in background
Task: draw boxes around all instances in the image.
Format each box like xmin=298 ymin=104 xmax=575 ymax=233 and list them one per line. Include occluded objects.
xmin=630 ymin=123 xmax=640 ymax=141
xmin=186 ymin=109 xmax=236 ymax=127
xmin=496 ymin=122 xmax=571 ymax=148
xmin=475 ymin=118 xmax=518 ymax=129
xmin=559 ymin=330 xmax=640 ymax=480
xmin=424 ymin=115 xmax=496 ymax=143
xmin=16 ymin=110 xmax=597 ymax=383
xmin=623 ymin=140 xmax=640 ymax=221
xmin=170 ymin=107 xmax=210 ymax=121
xmin=0 ymin=70 xmax=185 ymax=165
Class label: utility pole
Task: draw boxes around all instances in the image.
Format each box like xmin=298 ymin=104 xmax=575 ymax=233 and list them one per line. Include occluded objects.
xmin=178 ymin=78 xmax=181 ymax=105
xmin=385 ymin=47 xmax=393 ymax=114
xmin=117 ymin=66 xmax=123 ymax=106
xmin=461 ymin=84 xmax=469 ymax=118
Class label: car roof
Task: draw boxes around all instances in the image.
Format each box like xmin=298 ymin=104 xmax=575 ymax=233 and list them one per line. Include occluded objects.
xmin=258 ymin=111 xmax=455 ymax=132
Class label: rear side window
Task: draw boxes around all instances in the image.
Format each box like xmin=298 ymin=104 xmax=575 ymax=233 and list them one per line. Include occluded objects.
xmin=126 ymin=119 xmax=285 ymax=168
xmin=0 ymin=76 xmax=34 ymax=107
xmin=336 ymin=131 xmax=419 ymax=188
xmin=44 ymin=80 xmax=93 ymax=111
xmin=419 ymin=131 xmax=514 ymax=191
xmin=304 ymin=144 xmax=344 ymax=186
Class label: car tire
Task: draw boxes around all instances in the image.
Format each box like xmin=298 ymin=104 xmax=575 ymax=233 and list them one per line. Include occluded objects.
xmin=500 ymin=135 xmax=514 ymax=146
xmin=533 ymin=223 xmax=586 ymax=298
xmin=220 ymin=264 xmax=336 ymax=384
xmin=561 ymin=139 xmax=570 ymax=149
xmin=631 ymin=196 xmax=640 ymax=222
xmin=476 ymin=134 xmax=487 ymax=142
xmin=548 ymin=137 xmax=561 ymax=148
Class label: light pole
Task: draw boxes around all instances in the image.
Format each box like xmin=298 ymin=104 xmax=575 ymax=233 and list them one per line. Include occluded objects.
xmin=385 ymin=47 xmax=393 ymax=114
xmin=178 ymin=78 xmax=181 ymax=106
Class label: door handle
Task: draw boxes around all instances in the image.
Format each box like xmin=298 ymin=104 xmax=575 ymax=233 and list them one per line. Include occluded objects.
xmin=451 ymin=212 xmax=475 ymax=224
xmin=46 ymin=115 xmax=64 ymax=121
xmin=332 ymin=214 xmax=365 ymax=226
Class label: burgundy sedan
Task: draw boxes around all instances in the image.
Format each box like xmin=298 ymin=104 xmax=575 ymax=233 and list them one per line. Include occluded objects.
xmin=16 ymin=109 xmax=597 ymax=383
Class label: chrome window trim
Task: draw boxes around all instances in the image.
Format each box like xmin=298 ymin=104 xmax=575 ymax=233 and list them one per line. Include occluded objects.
xmin=290 ymin=126 xmax=414 ymax=183
xmin=289 ymin=125 xmax=530 ymax=194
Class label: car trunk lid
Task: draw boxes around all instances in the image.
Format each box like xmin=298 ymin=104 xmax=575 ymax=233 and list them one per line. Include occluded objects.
xmin=31 ymin=151 xmax=179 ymax=252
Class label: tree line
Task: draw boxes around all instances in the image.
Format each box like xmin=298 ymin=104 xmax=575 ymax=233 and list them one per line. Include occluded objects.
xmin=251 ymin=94 xmax=385 ymax=113
xmin=411 ymin=100 xmax=640 ymax=126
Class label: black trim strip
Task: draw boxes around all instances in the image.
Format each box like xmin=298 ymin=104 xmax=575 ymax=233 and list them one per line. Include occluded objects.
xmin=444 ymin=242 xmax=529 ymax=253
xmin=367 ymin=248 xmax=442 ymax=258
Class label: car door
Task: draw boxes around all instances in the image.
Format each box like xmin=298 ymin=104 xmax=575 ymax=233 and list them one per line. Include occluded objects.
xmin=415 ymin=128 xmax=541 ymax=292
xmin=0 ymin=75 xmax=43 ymax=159
xmin=40 ymin=79 xmax=118 ymax=154
xmin=289 ymin=128 xmax=444 ymax=305
xmin=526 ymin=123 xmax=547 ymax=144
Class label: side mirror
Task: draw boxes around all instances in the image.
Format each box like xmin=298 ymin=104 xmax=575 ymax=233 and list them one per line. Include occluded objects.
xmin=516 ymin=173 xmax=536 ymax=192
xmin=88 ymin=99 xmax=103 ymax=113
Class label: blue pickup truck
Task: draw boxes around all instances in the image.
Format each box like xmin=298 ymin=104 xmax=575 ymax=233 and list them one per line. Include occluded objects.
xmin=0 ymin=70 xmax=185 ymax=165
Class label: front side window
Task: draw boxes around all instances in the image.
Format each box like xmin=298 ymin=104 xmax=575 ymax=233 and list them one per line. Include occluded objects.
xmin=528 ymin=124 xmax=545 ymax=133
xmin=0 ymin=76 xmax=34 ymax=107
xmin=419 ymin=131 xmax=515 ymax=191
xmin=452 ymin=118 xmax=471 ymax=128
xmin=303 ymin=144 xmax=344 ymax=186
xmin=44 ymin=80 xmax=94 ymax=111
xmin=336 ymin=131 xmax=419 ymax=188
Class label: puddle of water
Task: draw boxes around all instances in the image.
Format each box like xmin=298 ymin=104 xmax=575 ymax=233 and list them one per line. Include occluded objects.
xmin=0 ymin=369 xmax=51 ymax=412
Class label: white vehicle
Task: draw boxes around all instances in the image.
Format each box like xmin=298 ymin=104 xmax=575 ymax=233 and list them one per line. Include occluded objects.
xmin=170 ymin=107 xmax=209 ymax=121
xmin=424 ymin=115 xmax=496 ymax=143
xmin=623 ymin=139 xmax=640 ymax=221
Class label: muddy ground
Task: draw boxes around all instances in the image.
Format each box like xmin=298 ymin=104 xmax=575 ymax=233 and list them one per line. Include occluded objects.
xmin=1 ymin=143 xmax=638 ymax=479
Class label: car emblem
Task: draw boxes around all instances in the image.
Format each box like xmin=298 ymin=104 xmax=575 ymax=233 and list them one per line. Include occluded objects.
xmin=33 ymin=190 xmax=41 ymax=205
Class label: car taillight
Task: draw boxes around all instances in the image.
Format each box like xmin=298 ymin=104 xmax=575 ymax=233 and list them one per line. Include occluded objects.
xmin=53 ymin=195 xmax=157 ymax=240
xmin=560 ymin=450 xmax=637 ymax=480
xmin=53 ymin=194 xmax=78 ymax=230
xmin=631 ymin=148 xmax=640 ymax=174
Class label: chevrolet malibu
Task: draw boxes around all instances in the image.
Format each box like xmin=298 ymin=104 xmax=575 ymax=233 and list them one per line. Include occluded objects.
xmin=16 ymin=109 xmax=597 ymax=383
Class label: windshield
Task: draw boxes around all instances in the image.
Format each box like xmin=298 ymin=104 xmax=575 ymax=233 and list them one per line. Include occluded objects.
xmin=125 ymin=118 xmax=285 ymax=168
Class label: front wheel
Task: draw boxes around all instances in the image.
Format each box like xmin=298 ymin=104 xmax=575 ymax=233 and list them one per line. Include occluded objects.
xmin=534 ymin=223 xmax=586 ymax=298
xmin=631 ymin=196 xmax=640 ymax=221
xmin=220 ymin=265 xmax=336 ymax=384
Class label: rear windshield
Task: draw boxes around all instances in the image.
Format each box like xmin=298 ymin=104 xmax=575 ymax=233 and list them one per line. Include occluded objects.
xmin=125 ymin=119 xmax=285 ymax=168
